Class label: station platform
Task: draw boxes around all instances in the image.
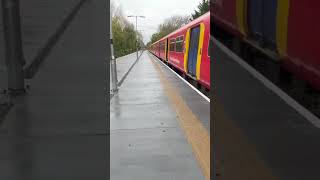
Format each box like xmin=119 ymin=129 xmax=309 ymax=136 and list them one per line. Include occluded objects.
xmin=0 ymin=1 xmax=108 ymax=179
xmin=109 ymin=51 xmax=143 ymax=94
xmin=211 ymin=36 xmax=320 ymax=180
xmin=110 ymin=52 xmax=210 ymax=179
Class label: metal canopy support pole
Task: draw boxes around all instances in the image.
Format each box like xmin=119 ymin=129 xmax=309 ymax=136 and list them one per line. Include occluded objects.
xmin=135 ymin=16 xmax=138 ymax=60
xmin=2 ymin=0 xmax=25 ymax=95
xmin=110 ymin=14 xmax=118 ymax=93
xmin=128 ymin=15 xmax=145 ymax=59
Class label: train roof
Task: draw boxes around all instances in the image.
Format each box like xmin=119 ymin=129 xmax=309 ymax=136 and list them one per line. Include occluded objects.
xmin=151 ymin=12 xmax=210 ymax=45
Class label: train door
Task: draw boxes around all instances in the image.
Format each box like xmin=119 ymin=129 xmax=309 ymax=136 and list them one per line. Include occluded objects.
xmin=165 ymin=38 xmax=169 ymax=61
xmin=247 ymin=0 xmax=277 ymax=49
xmin=187 ymin=25 xmax=200 ymax=76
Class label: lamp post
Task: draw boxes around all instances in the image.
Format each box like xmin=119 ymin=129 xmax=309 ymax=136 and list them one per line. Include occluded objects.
xmin=127 ymin=15 xmax=145 ymax=60
xmin=110 ymin=13 xmax=118 ymax=93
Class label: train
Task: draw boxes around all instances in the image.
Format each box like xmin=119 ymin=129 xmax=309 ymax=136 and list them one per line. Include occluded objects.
xmin=211 ymin=0 xmax=320 ymax=91
xmin=149 ymin=12 xmax=211 ymax=90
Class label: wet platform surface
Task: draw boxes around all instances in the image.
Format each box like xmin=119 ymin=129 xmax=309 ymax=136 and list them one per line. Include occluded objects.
xmin=109 ymin=51 xmax=142 ymax=93
xmin=211 ymin=36 xmax=320 ymax=180
xmin=110 ymin=52 xmax=210 ymax=180
xmin=0 ymin=1 xmax=108 ymax=179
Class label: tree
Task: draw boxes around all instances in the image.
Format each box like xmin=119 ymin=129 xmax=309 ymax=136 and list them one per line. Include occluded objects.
xmin=148 ymin=15 xmax=190 ymax=45
xmin=111 ymin=1 xmax=143 ymax=57
xmin=191 ymin=0 xmax=209 ymax=20
xmin=146 ymin=41 xmax=152 ymax=48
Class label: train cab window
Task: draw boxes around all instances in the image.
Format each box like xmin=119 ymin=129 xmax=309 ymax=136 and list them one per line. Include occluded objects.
xmin=175 ymin=36 xmax=184 ymax=52
xmin=169 ymin=39 xmax=175 ymax=51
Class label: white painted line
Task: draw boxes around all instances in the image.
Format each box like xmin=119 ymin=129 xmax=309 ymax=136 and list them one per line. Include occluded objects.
xmin=148 ymin=52 xmax=210 ymax=103
xmin=211 ymin=35 xmax=320 ymax=128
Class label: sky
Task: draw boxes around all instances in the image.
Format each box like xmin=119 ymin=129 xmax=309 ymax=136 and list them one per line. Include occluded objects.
xmin=112 ymin=0 xmax=201 ymax=44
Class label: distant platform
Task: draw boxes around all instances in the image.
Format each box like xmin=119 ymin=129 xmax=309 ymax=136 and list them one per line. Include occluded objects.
xmin=109 ymin=51 xmax=143 ymax=95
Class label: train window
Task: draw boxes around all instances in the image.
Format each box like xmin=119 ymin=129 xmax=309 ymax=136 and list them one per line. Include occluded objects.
xmin=161 ymin=42 xmax=165 ymax=51
xmin=170 ymin=39 xmax=175 ymax=51
xmin=175 ymin=36 xmax=184 ymax=52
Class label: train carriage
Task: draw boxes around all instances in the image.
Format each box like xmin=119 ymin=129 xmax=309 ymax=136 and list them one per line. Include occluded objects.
xmin=211 ymin=0 xmax=320 ymax=90
xmin=150 ymin=12 xmax=210 ymax=89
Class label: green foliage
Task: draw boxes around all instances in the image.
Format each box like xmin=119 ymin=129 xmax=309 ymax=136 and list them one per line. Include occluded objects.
xmin=111 ymin=3 xmax=143 ymax=58
xmin=191 ymin=0 xmax=209 ymax=20
xmin=147 ymin=0 xmax=210 ymax=47
xmin=148 ymin=15 xmax=190 ymax=45
xmin=146 ymin=41 xmax=152 ymax=47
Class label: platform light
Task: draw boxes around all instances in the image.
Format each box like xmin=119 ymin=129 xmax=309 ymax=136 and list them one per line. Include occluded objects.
xmin=127 ymin=15 xmax=145 ymax=59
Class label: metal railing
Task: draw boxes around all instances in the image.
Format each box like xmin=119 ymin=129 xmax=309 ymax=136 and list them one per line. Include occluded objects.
xmin=1 ymin=0 xmax=25 ymax=95
xmin=0 ymin=0 xmax=86 ymax=98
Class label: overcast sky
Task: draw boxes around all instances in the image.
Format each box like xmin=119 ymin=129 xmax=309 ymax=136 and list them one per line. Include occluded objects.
xmin=112 ymin=0 xmax=201 ymax=44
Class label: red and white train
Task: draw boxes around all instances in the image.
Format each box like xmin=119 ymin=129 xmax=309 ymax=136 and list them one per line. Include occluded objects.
xmin=211 ymin=0 xmax=320 ymax=90
xmin=149 ymin=12 xmax=210 ymax=90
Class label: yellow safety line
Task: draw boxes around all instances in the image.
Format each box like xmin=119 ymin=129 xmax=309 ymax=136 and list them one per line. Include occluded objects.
xmin=236 ymin=0 xmax=248 ymax=36
xmin=150 ymin=56 xmax=210 ymax=180
xmin=196 ymin=23 xmax=205 ymax=80
xmin=276 ymin=0 xmax=290 ymax=57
